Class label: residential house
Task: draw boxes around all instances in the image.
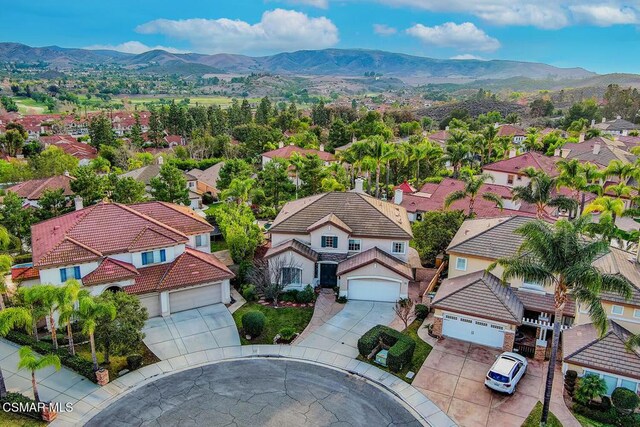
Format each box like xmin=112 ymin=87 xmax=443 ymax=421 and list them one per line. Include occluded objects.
xmin=6 ymin=173 xmax=75 ymax=207
xmin=592 ymin=117 xmax=640 ymax=136
xmin=261 ymin=144 xmax=336 ymax=168
xmin=557 ymin=136 xmax=635 ymax=169
xmin=265 ymin=189 xmax=413 ymax=302
xmin=188 ymin=162 xmax=224 ymax=198
xmin=482 ymin=151 xmax=560 ymax=188
xmin=497 ymin=124 xmax=527 ymax=144
xmin=40 ymin=135 xmax=97 ymax=165
xmin=30 ymin=201 xmax=232 ymax=318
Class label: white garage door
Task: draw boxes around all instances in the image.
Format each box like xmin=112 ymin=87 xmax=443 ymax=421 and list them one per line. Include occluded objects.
xmin=169 ymin=283 xmax=222 ymax=314
xmin=442 ymin=313 xmax=505 ymax=348
xmin=138 ymin=293 xmax=161 ymax=318
xmin=348 ymin=278 xmax=401 ymax=302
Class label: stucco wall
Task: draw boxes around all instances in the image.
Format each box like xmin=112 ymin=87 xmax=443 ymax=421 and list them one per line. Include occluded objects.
xmin=575 ymin=301 xmax=640 ymax=334
xmin=267 ymin=251 xmax=316 ymax=288
xmin=338 ymin=262 xmax=409 ymax=298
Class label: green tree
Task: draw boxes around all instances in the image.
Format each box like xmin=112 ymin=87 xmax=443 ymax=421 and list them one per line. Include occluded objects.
xmin=17 ymin=346 xmax=61 ymax=403
xmin=57 ymin=281 xmax=85 ymax=356
xmin=37 ymin=188 xmax=71 ymax=220
xmin=220 ymin=177 xmax=255 ymax=205
xmin=0 ymin=129 xmax=26 ymax=156
xmin=0 ymin=308 xmax=31 ymax=397
xmin=444 ymin=172 xmax=503 ymax=217
xmin=255 ymin=97 xmax=272 ymax=125
xmin=71 ymin=166 xmax=105 ymax=205
xmin=24 ymin=285 xmax=61 ymax=349
xmin=149 ymin=164 xmax=190 ymax=205
xmin=111 ymin=176 xmax=146 ymax=204
xmin=29 ymin=146 xmax=78 ymax=178
xmin=147 ymin=107 xmax=164 ymax=146
xmin=95 ymin=291 xmax=148 ymax=364
xmin=77 ymin=295 xmax=116 ymax=371
xmin=89 ymin=114 xmax=116 ymax=148
xmin=328 ymin=119 xmax=351 ymax=151
xmin=511 ymin=169 xmax=577 ymax=219
xmin=212 ymin=204 xmax=263 ymax=263
xmin=493 ymin=217 xmax=632 ymax=425
xmin=299 ymin=154 xmax=328 ymax=197
xmin=575 ymin=374 xmax=608 ymax=405
xmin=258 ymin=159 xmax=295 ymax=209
xmin=411 ymin=210 xmax=465 ymax=265
xmin=217 ymin=159 xmax=253 ymax=191
xmin=1 ymin=191 xmax=34 ymax=251
xmin=129 ymin=113 xmax=144 ymax=147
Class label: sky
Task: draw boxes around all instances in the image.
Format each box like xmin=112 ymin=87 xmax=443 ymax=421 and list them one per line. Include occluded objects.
xmin=1 ymin=0 xmax=640 ymax=74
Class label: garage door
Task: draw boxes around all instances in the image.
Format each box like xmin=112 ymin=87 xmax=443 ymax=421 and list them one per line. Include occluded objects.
xmin=442 ymin=313 xmax=505 ymax=348
xmin=169 ymin=283 xmax=222 ymax=314
xmin=348 ymin=278 xmax=401 ymax=302
xmin=139 ymin=293 xmax=161 ymax=318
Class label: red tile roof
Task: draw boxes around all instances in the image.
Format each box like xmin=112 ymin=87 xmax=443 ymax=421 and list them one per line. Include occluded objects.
xmin=129 ymin=202 xmax=212 ymax=235
xmin=482 ymin=152 xmax=560 ymax=177
xmin=82 ymin=258 xmax=139 ymax=286
xmin=40 ymin=135 xmax=97 ymax=160
xmin=497 ymin=124 xmax=526 ymax=137
xmin=8 ymin=175 xmax=75 ymax=200
xmin=11 ymin=265 xmax=39 ymax=281
xmin=393 ymin=180 xmax=416 ymax=193
xmin=262 ymin=145 xmax=335 ymax=162
xmin=125 ymin=248 xmax=234 ymax=294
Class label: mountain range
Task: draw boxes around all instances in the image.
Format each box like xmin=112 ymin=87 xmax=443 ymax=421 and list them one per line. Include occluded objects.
xmin=0 ymin=42 xmax=602 ymax=82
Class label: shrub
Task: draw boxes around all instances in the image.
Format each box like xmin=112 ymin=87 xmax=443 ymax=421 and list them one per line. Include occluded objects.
xmin=611 ymin=387 xmax=640 ymax=414
xmin=242 ymin=311 xmax=266 ymax=337
xmin=575 ymin=374 xmax=607 ymax=405
xmin=202 ymin=192 xmax=216 ymax=205
xmin=415 ymin=304 xmax=429 ymax=320
xmin=573 ymin=402 xmax=619 ymax=425
xmin=296 ymin=285 xmax=315 ymax=304
xmin=564 ymin=370 xmax=578 ymax=396
xmin=357 ymin=325 xmax=415 ymax=373
xmin=127 ymin=354 xmax=143 ymax=371
xmin=12 ymin=254 xmax=32 ymax=264
xmin=280 ymin=290 xmax=299 ymax=303
xmin=336 ymin=296 xmax=348 ymax=304
xmin=241 ymin=284 xmax=258 ymax=302
xmin=0 ymin=392 xmax=41 ymax=419
xmin=278 ymin=327 xmax=297 ymax=341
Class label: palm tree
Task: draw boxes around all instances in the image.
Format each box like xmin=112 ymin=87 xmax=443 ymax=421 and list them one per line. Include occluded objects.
xmin=366 ymin=136 xmax=394 ymax=198
xmin=604 ymin=160 xmax=634 ymax=181
xmin=77 ymin=295 xmax=116 ymax=371
xmin=444 ymin=172 xmax=503 ymax=217
xmin=0 ymin=254 xmax=12 ymax=310
xmin=604 ymin=182 xmax=632 ymax=199
xmin=494 ymin=217 xmax=632 ymax=426
xmin=482 ymin=124 xmax=498 ymax=164
xmin=522 ymin=128 xmax=541 ymax=152
xmin=511 ymin=169 xmax=577 ymax=219
xmin=17 ymin=346 xmax=61 ymax=403
xmin=0 ymin=308 xmax=31 ymax=397
xmin=289 ymin=152 xmax=305 ymax=199
xmin=578 ymin=162 xmax=604 ymax=213
xmin=443 ymin=140 xmax=471 ymax=178
xmin=220 ymin=177 xmax=255 ymax=205
xmin=27 ymin=285 xmax=60 ymax=350
xmin=583 ymin=196 xmax=625 ymax=222
xmin=57 ymin=281 xmax=86 ymax=356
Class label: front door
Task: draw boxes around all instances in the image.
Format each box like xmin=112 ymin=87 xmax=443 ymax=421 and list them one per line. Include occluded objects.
xmin=319 ymin=263 xmax=338 ymax=288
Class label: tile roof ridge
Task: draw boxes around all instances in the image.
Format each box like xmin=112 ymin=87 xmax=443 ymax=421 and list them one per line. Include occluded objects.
xmin=127 ymin=226 xmax=181 ymax=251
xmin=104 ymin=257 xmax=139 ymax=274
xmin=356 ymin=192 xmax=412 ymax=238
xmin=448 ymin=216 xmax=520 ymax=252
xmin=432 ymin=271 xmax=486 ymax=305
xmin=65 ymin=236 xmax=103 ymax=256
xmin=564 ymin=324 xmax=614 ymax=360
xmin=27 ymin=176 xmax=55 ymax=199
xmin=482 ymin=272 xmax=521 ymax=322
xmin=35 ymin=235 xmax=102 ymax=266
xmin=113 ymin=202 xmax=189 ymax=239
xmin=153 ymin=201 xmax=211 ymax=226
xmin=183 ymin=247 xmax=233 ymax=274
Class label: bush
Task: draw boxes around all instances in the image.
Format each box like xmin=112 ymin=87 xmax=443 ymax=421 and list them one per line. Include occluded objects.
xmin=564 ymin=370 xmax=577 ymax=396
xmin=241 ymin=284 xmax=258 ymax=302
xmin=573 ymin=402 xmax=619 ymax=425
xmin=12 ymin=254 xmax=32 ymax=264
xmin=242 ymin=311 xmax=266 ymax=337
xmin=575 ymin=374 xmax=607 ymax=404
xmin=415 ymin=304 xmax=429 ymax=320
xmin=278 ymin=327 xmax=297 ymax=341
xmin=127 ymin=354 xmax=143 ymax=371
xmin=612 ymin=387 xmax=640 ymax=414
xmin=280 ymin=290 xmax=299 ymax=303
xmin=296 ymin=285 xmax=315 ymax=304
xmin=0 ymin=392 xmax=41 ymax=419
xmin=357 ymin=325 xmax=416 ymax=373
xmin=202 ymin=192 xmax=216 ymax=205
xmin=337 ymin=296 xmax=348 ymax=304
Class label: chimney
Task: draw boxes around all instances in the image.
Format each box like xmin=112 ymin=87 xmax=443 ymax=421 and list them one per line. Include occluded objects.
xmin=445 ymin=126 xmax=450 ymax=131
xmin=494 ymin=122 xmax=499 ymax=128
xmin=278 ymin=140 xmax=284 ymax=149
xmin=578 ymin=133 xmax=585 ymax=143
xmin=553 ymin=148 xmax=561 ymax=157
xmin=74 ymin=196 xmax=83 ymax=211
xmin=354 ymin=178 xmax=364 ymax=193
xmin=319 ymin=144 xmax=325 ymax=152
xmin=593 ymin=141 xmax=601 ymax=155
xmin=616 ymin=115 xmax=621 ymax=120
xmin=63 ymin=170 xmax=70 ymax=177
xmin=508 ymin=149 xmax=517 ymax=158
xmin=394 ymin=188 xmax=403 ymax=205
xmin=622 ymin=130 xmax=629 ymax=136
xmin=157 ymin=155 xmax=164 ymax=165
xmin=591 ymin=119 xmax=595 ymax=127
xmin=602 ymin=117 xmax=607 ymax=123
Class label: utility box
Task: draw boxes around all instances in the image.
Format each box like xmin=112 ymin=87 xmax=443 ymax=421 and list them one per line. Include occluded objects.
xmin=375 ymin=349 xmax=388 ymax=367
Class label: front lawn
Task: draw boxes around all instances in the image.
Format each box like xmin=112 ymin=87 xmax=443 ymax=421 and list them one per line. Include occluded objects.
xmin=357 ymin=319 xmax=433 ymax=384
xmin=232 ymin=302 xmax=314 ymax=345
xmin=522 ymin=402 xmax=563 ymax=427
xmin=76 ymin=343 xmax=159 ymax=380
xmin=0 ymin=411 xmax=45 ymax=427
xmin=573 ymin=413 xmax=615 ymax=427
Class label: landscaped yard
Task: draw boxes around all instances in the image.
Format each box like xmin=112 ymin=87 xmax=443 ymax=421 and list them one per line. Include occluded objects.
xmin=574 ymin=413 xmax=615 ymax=427
xmin=357 ymin=319 xmax=433 ymax=384
xmin=232 ymin=302 xmax=314 ymax=345
xmin=0 ymin=411 xmax=45 ymax=427
xmin=522 ymin=402 xmax=563 ymax=427
xmin=75 ymin=343 xmax=159 ymax=380
xmin=210 ymin=238 xmax=228 ymax=252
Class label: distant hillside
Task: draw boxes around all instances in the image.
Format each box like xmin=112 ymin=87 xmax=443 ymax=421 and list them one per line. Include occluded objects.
xmin=0 ymin=43 xmax=599 ymax=82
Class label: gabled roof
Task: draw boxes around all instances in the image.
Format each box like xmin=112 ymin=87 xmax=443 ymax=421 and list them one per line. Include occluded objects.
xmin=432 ymin=271 xmax=524 ymax=325
xmin=8 ymin=174 xmax=74 ymax=201
xmin=592 ymin=247 xmax=640 ymax=306
xmin=264 ymin=239 xmax=319 ymax=262
xmin=120 ymin=164 xmax=194 ymax=185
xmin=125 ymin=247 xmax=234 ymax=294
xmin=593 ymin=118 xmax=639 ymax=132
xmin=270 ymin=192 xmax=412 ymax=240
xmin=512 ymin=288 xmax=575 ymax=317
xmin=336 ymin=247 xmax=412 ymax=279
xmin=191 ymin=162 xmax=224 ymax=190
xmin=82 ymin=258 xmax=139 ymax=286
xmin=563 ymin=321 xmax=640 ymax=380
xmin=307 ymin=213 xmax=352 ymax=233
xmin=562 ymin=137 xmax=635 ymax=167
xmin=40 ymin=135 xmax=97 ymax=160
xmin=393 ymin=181 xmax=416 ymax=194
xmin=447 ymin=216 xmax=534 ymax=259
xmin=482 ymin=152 xmax=560 ymax=177
xmin=129 ymin=201 xmax=212 ymax=235
xmin=262 ymin=145 xmax=335 ymax=162
xmin=32 ymin=202 xmax=190 ymax=268
xmin=497 ymin=124 xmax=526 ymax=137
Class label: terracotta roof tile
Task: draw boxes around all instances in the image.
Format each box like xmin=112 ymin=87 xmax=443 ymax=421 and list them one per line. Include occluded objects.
xmin=336 ymin=247 xmax=412 ymax=279
xmin=262 ymin=145 xmax=335 ymax=162
xmin=130 ymin=202 xmax=212 ymax=235
xmin=8 ymin=175 xmax=75 ymax=200
xmin=482 ymin=152 xmax=560 ymax=177
xmin=82 ymin=258 xmax=139 ymax=286
xmin=11 ymin=265 xmax=39 ymax=281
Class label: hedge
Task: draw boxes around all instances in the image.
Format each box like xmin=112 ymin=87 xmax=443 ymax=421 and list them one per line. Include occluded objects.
xmin=357 ymin=325 xmax=416 ymax=373
xmin=6 ymin=330 xmax=97 ymax=383
xmin=573 ymin=401 xmax=640 ymax=427
xmin=0 ymin=392 xmax=41 ymax=419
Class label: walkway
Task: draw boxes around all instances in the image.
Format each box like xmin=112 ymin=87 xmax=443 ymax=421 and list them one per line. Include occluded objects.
xmin=296 ymin=300 xmax=396 ymax=357
xmin=142 ymin=304 xmax=239 ymax=360
xmin=293 ymin=288 xmax=344 ymax=343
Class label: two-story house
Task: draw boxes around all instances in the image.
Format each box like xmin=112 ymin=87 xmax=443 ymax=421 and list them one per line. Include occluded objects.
xmin=7 ymin=173 xmax=75 ymax=208
xmin=265 ymin=190 xmax=413 ymax=302
xmin=30 ymin=201 xmax=233 ymax=318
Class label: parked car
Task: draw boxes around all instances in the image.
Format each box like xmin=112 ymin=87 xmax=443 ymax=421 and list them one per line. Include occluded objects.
xmin=485 ymin=352 xmax=528 ymax=394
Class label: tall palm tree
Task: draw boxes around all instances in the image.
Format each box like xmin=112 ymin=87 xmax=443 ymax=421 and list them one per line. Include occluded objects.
xmin=17 ymin=346 xmax=61 ymax=403
xmin=0 ymin=308 xmax=31 ymax=397
xmin=289 ymin=151 xmax=305 ymax=199
xmin=583 ymin=196 xmax=625 ymax=222
xmin=511 ymin=169 xmax=577 ymax=219
xmin=522 ymin=128 xmax=541 ymax=152
xmin=556 ymin=158 xmax=587 ymax=217
xmin=57 ymin=281 xmax=87 ymax=356
xmin=366 ymin=136 xmax=394 ymax=198
xmin=28 ymin=285 xmax=61 ymax=350
xmin=494 ymin=217 xmax=632 ymax=426
xmin=0 ymin=254 xmax=12 ymax=310
xmin=77 ymin=295 xmax=116 ymax=371
xmin=444 ymin=172 xmax=504 ymax=217
xmin=604 ymin=182 xmax=632 ymax=199
xmin=482 ymin=124 xmax=498 ymax=164
xmin=604 ymin=160 xmax=634 ymax=181
xmin=443 ymin=141 xmax=471 ymax=178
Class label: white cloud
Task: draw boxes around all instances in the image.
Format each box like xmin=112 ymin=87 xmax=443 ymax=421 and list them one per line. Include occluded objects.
xmin=136 ymin=9 xmax=339 ymax=54
xmin=373 ymin=24 xmax=397 ymax=35
xmin=570 ymin=5 xmax=639 ymax=26
xmin=450 ymin=54 xmax=485 ymax=60
xmin=406 ymin=22 xmax=500 ymax=52
xmin=85 ymin=41 xmax=187 ymax=54
xmin=285 ymin=0 xmax=329 ymax=8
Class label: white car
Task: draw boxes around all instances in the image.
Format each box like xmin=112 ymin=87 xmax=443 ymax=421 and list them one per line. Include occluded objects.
xmin=484 ymin=352 xmax=528 ymax=394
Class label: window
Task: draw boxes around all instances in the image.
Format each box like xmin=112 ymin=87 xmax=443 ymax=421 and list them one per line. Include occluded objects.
xmin=507 ymin=174 xmax=514 ymax=185
xmin=522 ymin=280 xmax=544 ymax=291
xmin=59 ymin=266 xmax=81 ymax=282
xmin=281 ymin=267 xmax=302 ymax=285
xmin=195 ymin=235 xmax=205 ymax=247
xmin=392 ymin=241 xmax=406 ymax=254
xmin=348 ymin=239 xmax=361 ymax=252
xmin=321 ymin=236 xmax=338 ymax=248
xmin=142 ymin=249 xmax=166 ymax=266
xmin=455 ymin=257 xmax=467 ymax=271
xmin=611 ymin=305 xmax=624 ymax=316
xmin=634 ymin=309 xmax=640 ymax=319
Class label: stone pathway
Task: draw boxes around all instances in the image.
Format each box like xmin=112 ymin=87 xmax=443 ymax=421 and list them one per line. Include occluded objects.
xmin=293 ymin=288 xmax=344 ymax=343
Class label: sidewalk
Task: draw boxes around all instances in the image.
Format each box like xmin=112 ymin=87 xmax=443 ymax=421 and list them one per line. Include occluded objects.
xmin=293 ymin=288 xmax=343 ymax=343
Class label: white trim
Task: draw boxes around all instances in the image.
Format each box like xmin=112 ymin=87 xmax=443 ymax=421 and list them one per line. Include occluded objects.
xmin=455 ymin=257 xmax=467 ymax=271
xmin=581 ymin=367 xmax=640 ymax=395
xmin=611 ymin=305 xmax=624 ymax=316
xmin=346 ymin=275 xmax=403 ymax=284
xmin=348 ymin=239 xmax=362 ymax=252
xmin=321 ymin=234 xmax=338 ymax=249
xmin=391 ymin=241 xmax=406 ymax=255
xmin=634 ymin=308 xmax=640 ymax=319
xmin=442 ymin=311 xmax=510 ymax=327
xmin=608 ymin=315 xmax=640 ymax=325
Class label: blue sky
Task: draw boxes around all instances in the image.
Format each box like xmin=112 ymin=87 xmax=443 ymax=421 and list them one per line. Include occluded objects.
xmin=1 ymin=0 xmax=640 ymax=74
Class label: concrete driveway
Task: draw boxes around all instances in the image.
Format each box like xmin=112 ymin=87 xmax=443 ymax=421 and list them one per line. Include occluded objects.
xmin=296 ymin=301 xmax=396 ymax=357
xmin=143 ymin=304 xmax=240 ymax=360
